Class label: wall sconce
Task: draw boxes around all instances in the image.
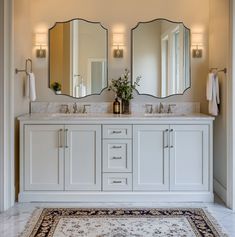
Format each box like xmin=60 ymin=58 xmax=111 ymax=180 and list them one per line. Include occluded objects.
xmin=35 ymin=33 xmax=47 ymax=58
xmin=191 ymin=33 xmax=203 ymax=58
xmin=113 ymin=33 xmax=124 ymax=58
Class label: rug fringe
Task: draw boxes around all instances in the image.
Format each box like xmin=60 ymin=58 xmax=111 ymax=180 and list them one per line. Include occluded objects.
xmin=18 ymin=207 xmax=43 ymax=237
xmin=203 ymin=208 xmax=228 ymax=237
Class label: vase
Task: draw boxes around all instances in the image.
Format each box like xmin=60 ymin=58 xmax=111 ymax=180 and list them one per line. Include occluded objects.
xmin=122 ymin=100 xmax=130 ymax=114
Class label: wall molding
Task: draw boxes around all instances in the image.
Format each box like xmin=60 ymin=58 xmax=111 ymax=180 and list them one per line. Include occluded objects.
xmin=0 ymin=0 xmax=15 ymax=212
xmin=227 ymin=0 xmax=235 ymax=210
xmin=214 ymin=178 xmax=227 ymax=204
xmin=0 ymin=0 xmax=5 ymax=213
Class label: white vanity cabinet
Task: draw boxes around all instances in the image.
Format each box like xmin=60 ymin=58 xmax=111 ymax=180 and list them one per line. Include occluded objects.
xmin=102 ymin=125 xmax=133 ymax=191
xmin=64 ymin=125 xmax=101 ymax=191
xmin=19 ymin=114 xmax=214 ymax=203
xmin=133 ymin=125 xmax=169 ymax=191
xmin=24 ymin=125 xmax=64 ymax=191
xmin=169 ymin=125 xmax=209 ymax=191
xmin=133 ymin=124 xmax=210 ymax=192
xmin=22 ymin=124 xmax=101 ymax=192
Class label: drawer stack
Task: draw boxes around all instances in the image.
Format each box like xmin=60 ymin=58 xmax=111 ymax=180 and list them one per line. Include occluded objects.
xmin=102 ymin=125 xmax=132 ymax=191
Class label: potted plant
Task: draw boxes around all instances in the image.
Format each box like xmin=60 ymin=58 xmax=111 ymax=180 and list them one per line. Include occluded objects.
xmin=50 ymin=82 xmax=62 ymax=94
xmin=109 ymin=69 xmax=140 ymax=114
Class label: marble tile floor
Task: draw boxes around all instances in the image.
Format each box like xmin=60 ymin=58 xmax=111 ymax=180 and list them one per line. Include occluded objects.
xmin=0 ymin=196 xmax=234 ymax=237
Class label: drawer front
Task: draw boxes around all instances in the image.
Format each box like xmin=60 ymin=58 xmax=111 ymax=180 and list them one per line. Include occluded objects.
xmin=102 ymin=173 xmax=132 ymax=191
xmin=103 ymin=140 xmax=132 ymax=172
xmin=103 ymin=125 xmax=132 ymax=139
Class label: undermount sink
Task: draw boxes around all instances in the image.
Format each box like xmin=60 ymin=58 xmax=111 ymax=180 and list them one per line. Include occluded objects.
xmin=47 ymin=113 xmax=187 ymax=118
xmin=144 ymin=113 xmax=186 ymax=117
xmin=49 ymin=113 xmax=90 ymax=117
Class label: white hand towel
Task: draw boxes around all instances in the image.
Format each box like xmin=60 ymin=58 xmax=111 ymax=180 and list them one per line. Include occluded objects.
xmin=26 ymin=73 xmax=36 ymax=101
xmin=207 ymin=73 xmax=220 ymax=116
xmin=206 ymin=73 xmax=214 ymax=100
xmin=215 ymin=74 xmax=220 ymax=104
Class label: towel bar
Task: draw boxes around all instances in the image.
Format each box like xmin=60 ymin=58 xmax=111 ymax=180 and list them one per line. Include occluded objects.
xmin=209 ymin=67 xmax=227 ymax=74
xmin=15 ymin=58 xmax=33 ymax=75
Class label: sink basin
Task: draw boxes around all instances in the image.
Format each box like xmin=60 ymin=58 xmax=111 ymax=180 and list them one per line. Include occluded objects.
xmin=48 ymin=113 xmax=114 ymax=118
xmin=49 ymin=113 xmax=89 ymax=117
xmin=144 ymin=113 xmax=186 ymax=117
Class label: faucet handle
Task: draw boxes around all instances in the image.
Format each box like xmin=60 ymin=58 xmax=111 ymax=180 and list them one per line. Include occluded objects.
xmin=167 ymin=104 xmax=176 ymax=113
xmin=145 ymin=104 xmax=153 ymax=114
xmin=60 ymin=104 xmax=70 ymax=114
xmin=83 ymin=104 xmax=91 ymax=113
xmin=73 ymin=103 xmax=78 ymax=113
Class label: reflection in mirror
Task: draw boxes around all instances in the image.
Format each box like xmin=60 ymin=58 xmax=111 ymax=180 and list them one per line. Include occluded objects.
xmin=49 ymin=19 xmax=108 ymax=98
xmin=132 ymin=19 xmax=191 ymax=98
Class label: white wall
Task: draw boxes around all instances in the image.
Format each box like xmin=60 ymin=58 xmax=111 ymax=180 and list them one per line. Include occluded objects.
xmin=209 ymin=0 xmax=230 ymax=202
xmin=13 ymin=0 xmax=210 ymax=109
xmin=0 ymin=0 xmax=5 ymax=212
xmin=14 ymin=0 xmax=32 ymax=198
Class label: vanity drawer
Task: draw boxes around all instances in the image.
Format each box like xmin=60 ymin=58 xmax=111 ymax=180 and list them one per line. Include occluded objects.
xmin=103 ymin=139 xmax=132 ymax=172
xmin=102 ymin=173 xmax=132 ymax=191
xmin=103 ymin=125 xmax=132 ymax=139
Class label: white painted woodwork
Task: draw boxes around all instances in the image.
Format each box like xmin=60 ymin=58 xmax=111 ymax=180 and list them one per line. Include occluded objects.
xmin=133 ymin=125 xmax=170 ymax=191
xmin=64 ymin=125 xmax=101 ymax=191
xmin=103 ymin=139 xmax=132 ymax=172
xmin=19 ymin=117 xmax=213 ymax=203
xmin=103 ymin=125 xmax=132 ymax=139
xmin=102 ymin=173 xmax=132 ymax=191
xmin=169 ymin=125 xmax=209 ymax=191
xmin=24 ymin=125 xmax=64 ymax=190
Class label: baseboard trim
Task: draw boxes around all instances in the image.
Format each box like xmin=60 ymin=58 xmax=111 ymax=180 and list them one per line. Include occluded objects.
xmin=213 ymin=179 xmax=227 ymax=203
xmin=18 ymin=191 xmax=214 ymax=203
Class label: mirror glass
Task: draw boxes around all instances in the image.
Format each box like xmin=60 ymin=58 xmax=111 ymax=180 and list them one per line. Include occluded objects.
xmin=49 ymin=19 xmax=108 ymax=98
xmin=132 ymin=19 xmax=191 ymax=98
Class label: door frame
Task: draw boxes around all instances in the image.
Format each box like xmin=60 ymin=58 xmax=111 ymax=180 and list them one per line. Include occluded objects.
xmin=227 ymin=0 xmax=235 ymax=210
xmin=0 ymin=0 xmax=14 ymax=212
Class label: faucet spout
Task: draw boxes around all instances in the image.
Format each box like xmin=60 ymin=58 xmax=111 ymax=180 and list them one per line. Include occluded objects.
xmin=159 ymin=102 xmax=164 ymax=113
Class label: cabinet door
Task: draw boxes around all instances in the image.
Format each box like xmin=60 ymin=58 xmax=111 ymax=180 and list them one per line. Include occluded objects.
xmin=170 ymin=125 xmax=209 ymax=191
xmin=24 ymin=125 xmax=64 ymax=191
xmin=133 ymin=125 xmax=169 ymax=191
xmin=65 ymin=125 xmax=101 ymax=191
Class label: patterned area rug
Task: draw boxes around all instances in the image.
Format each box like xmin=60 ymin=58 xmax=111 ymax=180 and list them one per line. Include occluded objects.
xmin=20 ymin=208 xmax=227 ymax=237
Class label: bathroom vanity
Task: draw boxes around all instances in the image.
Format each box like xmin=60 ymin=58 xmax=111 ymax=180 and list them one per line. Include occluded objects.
xmin=17 ymin=18 xmax=214 ymax=203
xmin=18 ymin=112 xmax=214 ymax=203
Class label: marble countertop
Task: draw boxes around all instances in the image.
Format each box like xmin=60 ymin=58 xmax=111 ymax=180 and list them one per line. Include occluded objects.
xmin=18 ymin=112 xmax=215 ymax=122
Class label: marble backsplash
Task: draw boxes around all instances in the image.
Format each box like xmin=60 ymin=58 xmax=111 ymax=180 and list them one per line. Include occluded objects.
xmin=31 ymin=101 xmax=200 ymax=114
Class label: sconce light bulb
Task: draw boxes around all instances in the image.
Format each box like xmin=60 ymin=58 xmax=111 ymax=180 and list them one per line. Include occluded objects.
xmin=116 ymin=49 xmax=121 ymax=57
xmin=36 ymin=46 xmax=46 ymax=58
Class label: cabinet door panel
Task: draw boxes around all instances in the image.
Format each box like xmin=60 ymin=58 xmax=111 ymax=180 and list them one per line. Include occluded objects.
xmin=170 ymin=125 xmax=209 ymax=191
xmin=133 ymin=125 xmax=169 ymax=191
xmin=65 ymin=125 xmax=101 ymax=191
xmin=24 ymin=125 xmax=64 ymax=191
